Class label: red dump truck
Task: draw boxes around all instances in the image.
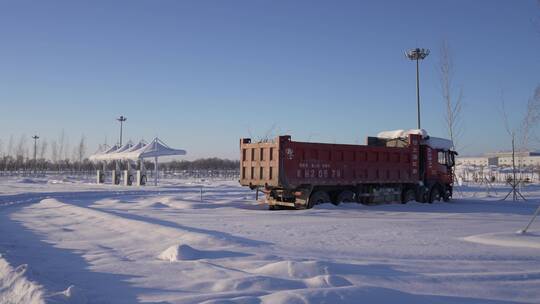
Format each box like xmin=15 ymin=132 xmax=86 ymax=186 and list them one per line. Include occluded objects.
xmin=239 ymin=130 xmax=457 ymax=209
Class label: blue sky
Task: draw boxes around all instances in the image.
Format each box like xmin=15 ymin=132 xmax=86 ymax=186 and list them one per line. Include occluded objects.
xmin=0 ymin=0 xmax=539 ymax=160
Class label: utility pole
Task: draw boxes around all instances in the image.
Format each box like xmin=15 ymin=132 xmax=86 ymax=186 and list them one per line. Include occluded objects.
xmin=406 ymin=48 xmax=430 ymax=129
xmin=32 ymin=135 xmax=39 ymax=174
xmin=117 ymin=116 xmax=127 ymax=146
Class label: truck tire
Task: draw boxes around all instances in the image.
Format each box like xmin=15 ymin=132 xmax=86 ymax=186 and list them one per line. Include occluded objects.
xmin=416 ymin=187 xmax=427 ymax=203
xmin=336 ymin=190 xmax=355 ymax=204
xmin=442 ymin=187 xmax=451 ymax=202
xmin=308 ymin=191 xmax=330 ymax=209
xmin=428 ymin=186 xmax=442 ymax=204
xmin=401 ymin=189 xmax=415 ymax=204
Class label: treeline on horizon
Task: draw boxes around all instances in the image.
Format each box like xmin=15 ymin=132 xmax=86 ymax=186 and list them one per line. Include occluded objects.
xmin=0 ymin=156 xmax=240 ymax=172
xmin=0 ymin=132 xmax=239 ymax=172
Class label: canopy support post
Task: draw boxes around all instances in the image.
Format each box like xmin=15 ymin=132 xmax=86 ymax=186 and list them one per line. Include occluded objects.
xmin=154 ymin=156 xmax=158 ymax=186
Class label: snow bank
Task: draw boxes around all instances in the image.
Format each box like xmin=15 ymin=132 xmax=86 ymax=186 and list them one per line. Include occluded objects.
xmin=303 ymin=275 xmax=352 ymax=288
xmin=48 ymin=285 xmax=88 ymax=304
xmin=0 ymin=255 xmax=45 ymax=304
xmin=149 ymin=202 xmax=169 ymax=208
xmin=463 ymin=230 xmax=540 ymax=249
xmin=17 ymin=178 xmax=48 ymax=184
xmin=252 ymin=260 xmax=329 ymax=279
xmin=158 ymin=244 xmax=248 ymax=261
xmin=159 ymin=244 xmax=202 ymax=261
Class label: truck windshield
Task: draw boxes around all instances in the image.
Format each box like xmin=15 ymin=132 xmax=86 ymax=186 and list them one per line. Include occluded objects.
xmin=438 ymin=151 xmax=455 ymax=167
xmin=438 ymin=151 xmax=447 ymax=165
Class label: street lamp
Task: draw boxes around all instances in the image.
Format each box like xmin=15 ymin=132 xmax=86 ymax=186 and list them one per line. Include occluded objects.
xmin=117 ymin=116 xmax=127 ymax=146
xmin=406 ymin=48 xmax=430 ymax=129
xmin=32 ymin=135 xmax=39 ymax=174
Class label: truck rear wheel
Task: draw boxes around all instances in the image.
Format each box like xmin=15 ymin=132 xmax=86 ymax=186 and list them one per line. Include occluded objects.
xmin=308 ymin=191 xmax=330 ymax=209
xmin=336 ymin=190 xmax=355 ymax=204
xmin=428 ymin=186 xmax=442 ymax=204
xmin=401 ymin=189 xmax=415 ymax=204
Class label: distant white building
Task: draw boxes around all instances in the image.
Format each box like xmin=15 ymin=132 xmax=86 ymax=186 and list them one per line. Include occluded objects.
xmin=457 ymin=156 xmax=498 ymax=167
xmin=458 ymin=151 xmax=540 ymax=168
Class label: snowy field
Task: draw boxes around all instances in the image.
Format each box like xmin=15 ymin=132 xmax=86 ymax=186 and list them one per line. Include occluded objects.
xmin=1 ymin=177 xmax=539 ymax=304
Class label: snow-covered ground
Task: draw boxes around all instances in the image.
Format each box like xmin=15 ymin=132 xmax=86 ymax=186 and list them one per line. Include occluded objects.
xmin=1 ymin=177 xmax=539 ymax=303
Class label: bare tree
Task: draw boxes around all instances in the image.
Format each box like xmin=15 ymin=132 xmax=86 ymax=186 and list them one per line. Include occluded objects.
xmin=38 ymin=139 xmax=48 ymax=172
xmin=39 ymin=139 xmax=48 ymax=160
xmin=499 ymin=90 xmax=536 ymax=201
xmin=58 ymin=129 xmax=66 ymax=162
xmin=7 ymin=135 xmax=14 ymax=158
xmin=439 ymin=41 xmax=463 ymax=150
xmin=248 ymin=124 xmax=282 ymax=143
xmin=76 ymin=134 xmax=87 ymax=169
xmin=519 ymin=85 xmax=540 ymax=152
xmin=15 ymin=135 xmax=28 ymax=169
xmin=50 ymin=140 xmax=58 ymax=164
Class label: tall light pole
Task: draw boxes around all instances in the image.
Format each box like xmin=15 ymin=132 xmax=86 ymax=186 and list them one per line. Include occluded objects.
xmin=32 ymin=135 xmax=39 ymax=174
xmin=406 ymin=48 xmax=430 ymax=129
xmin=117 ymin=116 xmax=127 ymax=146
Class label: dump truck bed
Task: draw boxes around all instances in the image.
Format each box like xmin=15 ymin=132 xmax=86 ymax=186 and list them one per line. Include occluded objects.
xmin=239 ymin=135 xmax=421 ymax=190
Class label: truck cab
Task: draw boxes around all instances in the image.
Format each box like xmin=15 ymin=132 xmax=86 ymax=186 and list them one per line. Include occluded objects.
xmin=419 ymin=139 xmax=457 ymax=202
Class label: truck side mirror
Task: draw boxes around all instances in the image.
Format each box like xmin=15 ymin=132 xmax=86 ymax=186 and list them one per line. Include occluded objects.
xmin=448 ymin=152 xmax=455 ymax=167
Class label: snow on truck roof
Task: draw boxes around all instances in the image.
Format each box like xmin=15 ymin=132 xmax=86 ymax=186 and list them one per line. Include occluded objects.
xmin=377 ymin=129 xmax=454 ymax=150
xmin=377 ymin=129 xmax=428 ymax=139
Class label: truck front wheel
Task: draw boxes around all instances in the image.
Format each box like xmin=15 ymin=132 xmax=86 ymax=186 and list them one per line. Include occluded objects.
xmin=442 ymin=187 xmax=451 ymax=202
xmin=308 ymin=191 xmax=330 ymax=209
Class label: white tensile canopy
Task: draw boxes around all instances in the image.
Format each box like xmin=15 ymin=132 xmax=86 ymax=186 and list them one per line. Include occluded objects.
xmin=121 ymin=138 xmax=186 ymax=160
xmin=89 ymin=137 xmax=187 ymax=185
xmin=89 ymin=142 xmax=133 ymax=161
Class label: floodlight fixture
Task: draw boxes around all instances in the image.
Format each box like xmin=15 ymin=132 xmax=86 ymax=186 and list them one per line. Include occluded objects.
xmin=117 ymin=116 xmax=127 ymax=146
xmin=32 ymin=135 xmax=39 ymax=173
xmin=406 ymin=48 xmax=430 ymax=129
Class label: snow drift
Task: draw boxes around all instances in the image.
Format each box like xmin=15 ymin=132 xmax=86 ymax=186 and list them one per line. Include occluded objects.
xmin=0 ymin=255 xmax=45 ymax=304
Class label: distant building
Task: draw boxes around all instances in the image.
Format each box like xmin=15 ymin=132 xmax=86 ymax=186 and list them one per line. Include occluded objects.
xmin=458 ymin=151 xmax=540 ymax=168
xmin=457 ymin=156 xmax=498 ymax=167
